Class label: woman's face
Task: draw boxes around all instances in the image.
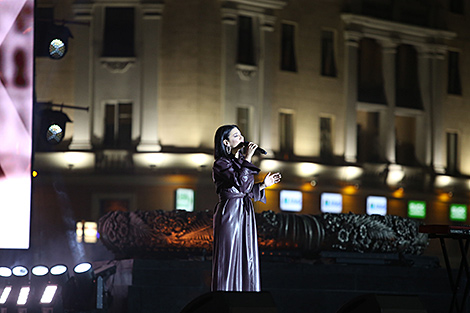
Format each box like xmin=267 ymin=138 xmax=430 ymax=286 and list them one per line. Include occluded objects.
xmin=224 ymin=127 xmax=244 ymax=150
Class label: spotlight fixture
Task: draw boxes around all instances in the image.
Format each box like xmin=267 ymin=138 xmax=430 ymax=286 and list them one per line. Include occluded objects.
xmin=35 ymin=22 xmax=74 ymax=60
xmin=38 ymin=109 xmax=72 ymax=145
xmin=16 ymin=286 xmax=30 ymax=306
xmin=0 ymin=286 xmax=12 ymax=305
xmin=31 ymin=265 xmax=49 ymax=277
xmin=40 ymin=285 xmax=58 ymax=304
xmin=11 ymin=266 xmax=28 ymax=278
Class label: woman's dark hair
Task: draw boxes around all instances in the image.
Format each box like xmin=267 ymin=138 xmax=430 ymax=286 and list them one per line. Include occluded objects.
xmin=214 ymin=124 xmax=238 ymax=159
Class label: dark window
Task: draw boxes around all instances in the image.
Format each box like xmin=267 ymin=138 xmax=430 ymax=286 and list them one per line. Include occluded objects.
xmin=279 ymin=112 xmax=294 ymax=153
xmin=103 ymin=7 xmax=135 ymax=57
xmin=395 ymin=115 xmax=417 ymax=166
xmin=237 ymin=16 xmax=255 ymax=66
xmin=448 ymin=51 xmax=462 ymax=95
xmin=103 ymin=103 xmax=132 ymax=148
xmin=450 ymin=0 xmax=464 ymax=14
xmin=34 ymin=7 xmax=54 ymax=57
xmin=237 ymin=107 xmax=251 ymax=139
xmin=281 ymin=23 xmax=297 ymax=72
xmin=395 ymin=45 xmax=422 ymax=110
xmin=447 ymin=132 xmax=458 ymax=173
xmin=358 ymin=38 xmax=385 ymax=103
xmin=356 ymin=111 xmax=381 ymax=163
xmin=320 ymin=117 xmax=333 ymax=160
xmin=321 ymin=30 xmax=337 ymax=77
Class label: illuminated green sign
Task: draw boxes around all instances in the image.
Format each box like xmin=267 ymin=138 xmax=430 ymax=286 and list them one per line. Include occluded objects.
xmin=450 ymin=204 xmax=467 ymax=222
xmin=408 ymin=200 xmax=426 ymax=219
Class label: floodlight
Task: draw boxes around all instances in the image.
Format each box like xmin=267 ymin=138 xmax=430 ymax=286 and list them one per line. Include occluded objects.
xmin=31 ymin=265 xmax=49 ymax=277
xmin=50 ymin=265 xmax=67 ymax=277
xmin=63 ymin=262 xmax=95 ymax=312
xmin=73 ymin=263 xmax=92 ymax=275
xmin=38 ymin=109 xmax=72 ymax=146
xmin=0 ymin=268 xmax=11 ymax=279
xmin=0 ymin=286 xmax=12 ymax=305
xmin=16 ymin=286 xmax=30 ymax=306
xmin=39 ymin=285 xmax=58 ymax=304
xmin=11 ymin=266 xmax=28 ymax=278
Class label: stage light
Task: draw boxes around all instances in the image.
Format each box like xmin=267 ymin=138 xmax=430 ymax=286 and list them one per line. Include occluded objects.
xmin=0 ymin=267 xmax=11 ymax=278
xmin=37 ymin=23 xmax=73 ymax=60
xmin=73 ymin=263 xmax=92 ymax=275
xmin=12 ymin=266 xmax=28 ymax=278
xmin=40 ymin=285 xmax=58 ymax=304
xmin=0 ymin=286 xmax=12 ymax=305
xmin=31 ymin=265 xmax=49 ymax=277
xmin=38 ymin=109 xmax=72 ymax=146
xmin=63 ymin=263 xmax=95 ymax=312
xmin=17 ymin=286 xmax=30 ymax=306
xmin=50 ymin=265 xmax=67 ymax=277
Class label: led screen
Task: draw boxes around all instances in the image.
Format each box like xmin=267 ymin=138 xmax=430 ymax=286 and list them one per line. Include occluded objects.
xmin=321 ymin=192 xmax=342 ymax=213
xmin=0 ymin=0 xmax=34 ymax=249
xmin=280 ymin=190 xmax=302 ymax=212
xmin=408 ymin=200 xmax=426 ymax=219
xmin=366 ymin=196 xmax=387 ymax=216
xmin=450 ymin=204 xmax=467 ymax=222
xmin=175 ymin=188 xmax=194 ymax=212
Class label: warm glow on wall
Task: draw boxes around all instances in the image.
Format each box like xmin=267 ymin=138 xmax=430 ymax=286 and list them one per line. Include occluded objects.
xmin=342 ymin=166 xmax=362 ymax=181
xmin=342 ymin=185 xmax=359 ymax=195
xmin=392 ymin=187 xmax=404 ymax=198
xmin=297 ymin=162 xmax=320 ymax=177
xmin=387 ymin=166 xmax=405 ymax=185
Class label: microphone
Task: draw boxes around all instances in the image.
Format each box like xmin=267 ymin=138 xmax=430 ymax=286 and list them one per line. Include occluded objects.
xmin=242 ymin=141 xmax=267 ymax=155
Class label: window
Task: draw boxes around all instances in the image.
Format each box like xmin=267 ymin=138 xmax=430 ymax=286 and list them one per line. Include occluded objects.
xmin=356 ymin=111 xmax=380 ymax=163
xmin=358 ymin=38 xmax=385 ymax=103
xmin=320 ymin=116 xmax=333 ymax=160
xmin=395 ymin=45 xmax=422 ymax=110
xmin=237 ymin=107 xmax=251 ymax=139
xmin=321 ymin=30 xmax=337 ymax=77
xmin=448 ymin=51 xmax=462 ymax=95
xmin=395 ymin=115 xmax=417 ymax=165
xmin=447 ymin=132 xmax=458 ymax=173
xmin=449 ymin=0 xmax=464 ymax=14
xmin=103 ymin=102 xmax=132 ymax=148
xmin=279 ymin=112 xmax=294 ymax=153
xmin=103 ymin=7 xmax=135 ymax=57
xmin=281 ymin=23 xmax=297 ymax=72
xmin=237 ymin=15 xmax=255 ymax=66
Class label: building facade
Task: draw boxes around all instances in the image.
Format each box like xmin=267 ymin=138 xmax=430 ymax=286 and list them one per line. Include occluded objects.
xmin=33 ymin=0 xmax=470 ymax=256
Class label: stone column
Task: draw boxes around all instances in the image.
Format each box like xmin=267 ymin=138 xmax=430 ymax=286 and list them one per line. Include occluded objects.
xmin=70 ymin=4 xmax=93 ymax=150
xmin=416 ymin=46 xmax=433 ymax=167
xmin=380 ymin=40 xmax=397 ymax=163
xmin=221 ymin=8 xmax=238 ymax=124
xmin=137 ymin=3 xmax=164 ymax=152
xmin=258 ymin=15 xmax=276 ymax=155
xmin=343 ymin=31 xmax=361 ymax=163
xmin=429 ymin=46 xmax=447 ymax=173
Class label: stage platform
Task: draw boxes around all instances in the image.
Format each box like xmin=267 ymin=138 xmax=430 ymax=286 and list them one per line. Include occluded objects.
xmin=99 ymin=253 xmax=461 ymax=313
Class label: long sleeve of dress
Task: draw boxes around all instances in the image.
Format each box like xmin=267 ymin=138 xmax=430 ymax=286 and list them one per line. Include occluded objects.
xmin=212 ymin=157 xmax=266 ymax=203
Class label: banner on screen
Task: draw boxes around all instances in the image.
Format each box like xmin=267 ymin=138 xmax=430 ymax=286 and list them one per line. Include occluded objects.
xmin=0 ymin=0 xmax=34 ymax=249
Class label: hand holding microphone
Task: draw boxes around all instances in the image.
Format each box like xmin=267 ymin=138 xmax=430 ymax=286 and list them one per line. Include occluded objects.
xmin=242 ymin=141 xmax=267 ymax=155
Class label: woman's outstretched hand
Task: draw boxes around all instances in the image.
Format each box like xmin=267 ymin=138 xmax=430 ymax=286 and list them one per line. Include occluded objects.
xmin=262 ymin=172 xmax=282 ymax=189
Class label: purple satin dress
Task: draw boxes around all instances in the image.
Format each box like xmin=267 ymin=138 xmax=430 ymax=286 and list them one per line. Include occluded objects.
xmin=211 ymin=155 xmax=266 ymax=291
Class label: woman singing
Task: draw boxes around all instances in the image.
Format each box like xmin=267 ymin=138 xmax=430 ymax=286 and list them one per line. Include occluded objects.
xmin=211 ymin=125 xmax=281 ymax=291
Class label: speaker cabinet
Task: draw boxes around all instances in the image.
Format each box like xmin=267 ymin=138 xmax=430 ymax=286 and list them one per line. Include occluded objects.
xmin=180 ymin=291 xmax=278 ymax=313
xmin=337 ymin=294 xmax=427 ymax=313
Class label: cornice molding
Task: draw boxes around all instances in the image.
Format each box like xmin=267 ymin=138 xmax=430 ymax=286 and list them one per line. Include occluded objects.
xmin=341 ymin=13 xmax=456 ymax=45
xmin=221 ymin=0 xmax=287 ymax=10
